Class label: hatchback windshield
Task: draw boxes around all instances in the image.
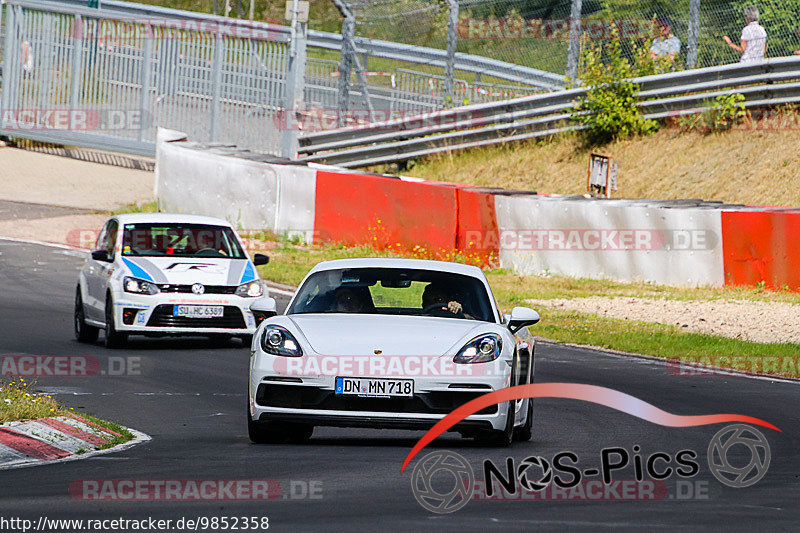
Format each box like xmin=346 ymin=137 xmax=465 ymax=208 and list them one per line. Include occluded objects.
xmin=121 ymin=223 xmax=246 ymax=259
xmin=287 ymin=267 xmax=495 ymax=322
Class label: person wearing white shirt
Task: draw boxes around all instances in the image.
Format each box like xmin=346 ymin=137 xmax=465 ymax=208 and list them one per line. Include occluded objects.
xmin=723 ymin=6 xmax=767 ymax=63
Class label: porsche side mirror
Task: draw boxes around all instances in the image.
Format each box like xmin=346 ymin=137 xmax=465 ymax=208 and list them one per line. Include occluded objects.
xmin=250 ymin=297 xmax=277 ymax=322
xmin=91 ymin=249 xmax=110 ymax=262
xmin=508 ymin=306 xmax=540 ymax=334
xmin=253 ymin=254 xmax=269 ymax=266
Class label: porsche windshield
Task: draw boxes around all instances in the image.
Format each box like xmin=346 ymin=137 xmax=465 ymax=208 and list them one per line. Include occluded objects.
xmin=121 ymin=223 xmax=246 ymax=259
xmin=287 ymin=267 xmax=495 ymax=322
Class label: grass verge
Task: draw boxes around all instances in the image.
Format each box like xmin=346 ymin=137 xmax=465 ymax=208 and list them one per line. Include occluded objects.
xmin=256 ymin=240 xmax=800 ymax=378
xmin=383 ymin=127 xmax=800 ymax=208
xmin=0 ymin=377 xmax=134 ymax=448
xmin=108 ymin=200 xmax=159 ymax=216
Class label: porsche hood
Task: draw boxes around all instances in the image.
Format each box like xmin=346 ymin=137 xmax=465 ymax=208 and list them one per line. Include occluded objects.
xmin=285 ymin=314 xmax=490 ymax=356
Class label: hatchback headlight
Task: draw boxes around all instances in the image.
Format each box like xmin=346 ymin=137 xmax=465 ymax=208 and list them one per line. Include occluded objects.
xmin=453 ymin=334 xmax=502 ymax=364
xmin=236 ymin=280 xmax=263 ymax=298
xmin=260 ymin=325 xmax=303 ymax=357
xmin=123 ymin=276 xmax=160 ymax=295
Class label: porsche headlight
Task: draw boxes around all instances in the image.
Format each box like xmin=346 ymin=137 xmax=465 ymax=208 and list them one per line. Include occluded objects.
xmin=123 ymin=276 xmax=160 ymax=295
xmin=236 ymin=280 xmax=263 ymax=298
xmin=453 ymin=334 xmax=502 ymax=364
xmin=260 ymin=325 xmax=303 ymax=357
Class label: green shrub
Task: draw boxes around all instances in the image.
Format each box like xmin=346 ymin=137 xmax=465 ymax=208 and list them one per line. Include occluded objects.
xmin=572 ymin=25 xmax=658 ymax=145
xmin=678 ymin=93 xmax=746 ymax=132
xmin=709 ymin=93 xmax=746 ymax=130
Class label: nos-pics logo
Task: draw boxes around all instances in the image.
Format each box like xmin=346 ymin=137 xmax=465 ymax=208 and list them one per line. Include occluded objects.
xmin=410 ymin=424 xmax=771 ymax=514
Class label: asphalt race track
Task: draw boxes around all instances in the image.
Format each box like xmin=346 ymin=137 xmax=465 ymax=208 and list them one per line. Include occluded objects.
xmin=0 ymin=238 xmax=798 ymax=531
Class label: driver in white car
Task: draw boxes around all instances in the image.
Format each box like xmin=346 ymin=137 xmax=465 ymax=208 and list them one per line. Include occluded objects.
xmin=422 ymin=282 xmax=465 ymax=316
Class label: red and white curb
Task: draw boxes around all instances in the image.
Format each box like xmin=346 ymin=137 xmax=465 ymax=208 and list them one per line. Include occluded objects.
xmin=0 ymin=414 xmax=149 ymax=470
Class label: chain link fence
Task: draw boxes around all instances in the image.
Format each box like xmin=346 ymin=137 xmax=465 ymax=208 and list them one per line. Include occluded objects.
xmin=339 ymin=0 xmax=800 ymax=75
xmin=124 ymin=1 xmax=800 ymax=83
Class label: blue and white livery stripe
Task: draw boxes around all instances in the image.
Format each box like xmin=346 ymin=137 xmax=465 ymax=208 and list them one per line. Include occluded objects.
xmin=121 ymin=257 xmax=153 ymax=282
xmin=240 ymin=262 xmax=257 ymax=284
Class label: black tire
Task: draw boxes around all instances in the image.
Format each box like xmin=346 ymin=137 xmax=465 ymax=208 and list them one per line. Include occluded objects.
xmin=74 ymin=288 xmax=99 ymax=343
xmin=476 ymin=398 xmax=515 ymax=447
xmin=240 ymin=334 xmax=253 ymax=348
xmin=475 ymin=352 xmax=519 ymax=447
xmin=247 ymin=405 xmax=313 ymax=444
xmin=513 ymin=398 xmax=533 ymax=442
xmin=104 ymin=296 xmax=128 ymax=349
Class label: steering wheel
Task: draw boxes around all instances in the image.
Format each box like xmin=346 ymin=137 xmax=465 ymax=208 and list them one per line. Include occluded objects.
xmin=195 ymin=248 xmax=226 ymax=257
xmin=422 ymin=302 xmax=464 ymax=318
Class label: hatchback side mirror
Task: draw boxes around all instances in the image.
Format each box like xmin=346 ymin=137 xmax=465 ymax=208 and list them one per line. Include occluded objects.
xmin=253 ymin=254 xmax=269 ymax=266
xmin=91 ymin=249 xmax=110 ymax=262
xmin=508 ymin=306 xmax=540 ymax=334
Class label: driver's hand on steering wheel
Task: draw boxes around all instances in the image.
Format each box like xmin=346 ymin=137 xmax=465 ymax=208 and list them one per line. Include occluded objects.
xmin=446 ymin=301 xmax=462 ymax=314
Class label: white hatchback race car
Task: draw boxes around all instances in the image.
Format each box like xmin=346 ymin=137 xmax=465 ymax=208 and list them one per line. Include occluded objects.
xmin=248 ymin=258 xmax=540 ymax=446
xmin=75 ymin=213 xmax=272 ymax=348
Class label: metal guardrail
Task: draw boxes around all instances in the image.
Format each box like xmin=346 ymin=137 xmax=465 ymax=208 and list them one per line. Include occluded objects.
xmin=0 ymin=0 xmax=290 ymax=155
xmin=298 ymin=56 xmax=800 ymax=168
xmin=55 ymin=0 xmax=566 ymax=91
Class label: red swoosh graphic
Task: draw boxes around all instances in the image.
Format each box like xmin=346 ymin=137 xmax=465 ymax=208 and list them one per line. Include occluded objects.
xmin=401 ymin=383 xmax=781 ymax=472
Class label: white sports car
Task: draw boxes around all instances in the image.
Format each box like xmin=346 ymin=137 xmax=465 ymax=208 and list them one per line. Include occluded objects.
xmin=247 ymin=258 xmax=540 ymax=446
xmin=75 ymin=213 xmax=271 ymax=348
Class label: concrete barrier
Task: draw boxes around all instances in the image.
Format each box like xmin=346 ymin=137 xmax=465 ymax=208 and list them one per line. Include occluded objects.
xmin=155 ymin=131 xmax=796 ymax=290
xmin=494 ymin=195 xmax=725 ymax=286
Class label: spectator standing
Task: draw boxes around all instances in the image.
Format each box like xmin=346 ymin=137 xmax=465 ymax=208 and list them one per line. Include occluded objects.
xmin=723 ymin=6 xmax=767 ymax=62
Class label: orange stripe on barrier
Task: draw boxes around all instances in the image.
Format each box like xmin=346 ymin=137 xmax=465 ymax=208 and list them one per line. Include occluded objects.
xmin=455 ymin=188 xmax=499 ymax=265
xmin=721 ymin=210 xmax=800 ymax=290
xmin=314 ymin=171 xmax=458 ymax=255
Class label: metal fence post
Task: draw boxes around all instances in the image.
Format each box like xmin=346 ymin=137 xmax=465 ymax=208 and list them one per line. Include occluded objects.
xmin=332 ymin=0 xmax=353 ymax=127
xmin=138 ymin=24 xmax=153 ymax=143
xmin=0 ymin=0 xmax=4 ymax=85
xmin=0 ymin=6 xmax=19 ymax=133
xmin=281 ymin=0 xmax=307 ymax=159
xmin=210 ymin=30 xmax=224 ymax=142
xmin=566 ymin=0 xmax=582 ymax=80
xmin=444 ymin=0 xmax=458 ymax=106
xmin=69 ymin=14 xmax=83 ymax=131
xmin=687 ymin=0 xmax=700 ymax=69
xmin=0 ymin=3 xmax=14 ymax=128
